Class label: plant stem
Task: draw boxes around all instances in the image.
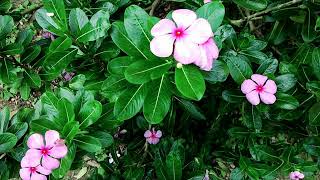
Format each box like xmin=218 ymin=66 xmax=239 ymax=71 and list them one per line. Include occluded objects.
xmin=230 ymin=0 xmax=303 ymax=26
xmin=21 ymin=3 xmax=43 ymax=15
xmin=149 ymin=0 xmax=161 ymax=16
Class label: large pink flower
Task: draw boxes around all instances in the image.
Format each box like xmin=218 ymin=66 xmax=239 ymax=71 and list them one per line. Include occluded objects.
xmin=25 ymin=130 xmax=68 ymax=170
xmin=150 ymin=9 xmax=213 ymax=64
xmin=194 ymin=38 xmax=219 ymax=71
xmin=289 ymin=171 xmax=304 ymax=180
xmin=241 ymin=74 xmax=277 ymax=105
xmin=20 ymin=156 xmax=51 ymax=180
xmin=144 ymin=128 xmax=162 ymax=144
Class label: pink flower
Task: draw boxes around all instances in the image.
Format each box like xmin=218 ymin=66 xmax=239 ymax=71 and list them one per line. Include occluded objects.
xmin=194 ymin=38 xmax=219 ymax=71
xmin=241 ymin=74 xmax=277 ymax=105
xmin=144 ymin=128 xmax=162 ymax=144
xmin=289 ymin=171 xmax=304 ymax=180
xmin=24 ymin=130 xmax=68 ymax=170
xmin=204 ymin=0 xmax=211 ymax=3
xmin=19 ymin=156 xmax=51 ymax=180
xmin=150 ymin=9 xmax=213 ymax=65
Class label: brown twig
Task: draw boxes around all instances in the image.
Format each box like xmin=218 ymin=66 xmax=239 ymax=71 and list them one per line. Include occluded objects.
xmin=149 ymin=0 xmax=161 ymax=16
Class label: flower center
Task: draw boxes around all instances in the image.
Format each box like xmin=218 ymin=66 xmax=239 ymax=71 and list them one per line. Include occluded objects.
xmin=256 ymin=85 xmax=264 ymax=93
xmin=29 ymin=167 xmax=37 ymax=173
xmin=40 ymin=147 xmax=49 ymax=155
xmin=174 ymin=28 xmax=184 ymax=38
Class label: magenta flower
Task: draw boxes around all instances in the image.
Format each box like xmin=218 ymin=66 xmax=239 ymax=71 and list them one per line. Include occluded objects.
xmin=144 ymin=128 xmax=162 ymax=144
xmin=289 ymin=171 xmax=304 ymax=180
xmin=150 ymin=9 xmax=213 ymax=64
xmin=194 ymin=38 xmax=219 ymax=71
xmin=19 ymin=156 xmax=51 ymax=180
xmin=241 ymin=74 xmax=277 ymax=105
xmin=24 ymin=130 xmax=68 ymax=170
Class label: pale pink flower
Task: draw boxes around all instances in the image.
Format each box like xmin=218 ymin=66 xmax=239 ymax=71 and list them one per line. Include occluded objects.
xmin=241 ymin=74 xmax=277 ymax=105
xmin=144 ymin=128 xmax=162 ymax=144
xmin=24 ymin=130 xmax=68 ymax=170
xmin=194 ymin=38 xmax=219 ymax=71
xmin=150 ymin=9 xmax=213 ymax=64
xmin=19 ymin=156 xmax=51 ymax=180
xmin=289 ymin=171 xmax=305 ymax=180
xmin=204 ymin=0 xmax=211 ymax=3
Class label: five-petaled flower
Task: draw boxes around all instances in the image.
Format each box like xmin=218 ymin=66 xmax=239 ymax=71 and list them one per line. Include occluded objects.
xmin=241 ymin=74 xmax=277 ymax=105
xmin=19 ymin=155 xmax=52 ymax=180
xmin=144 ymin=128 xmax=162 ymax=144
xmin=24 ymin=130 xmax=68 ymax=170
xmin=150 ymin=9 xmax=219 ymax=71
xmin=289 ymin=171 xmax=305 ymax=180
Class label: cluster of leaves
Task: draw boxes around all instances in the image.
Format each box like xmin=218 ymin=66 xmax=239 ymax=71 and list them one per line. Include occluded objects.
xmin=0 ymin=0 xmax=320 ymax=179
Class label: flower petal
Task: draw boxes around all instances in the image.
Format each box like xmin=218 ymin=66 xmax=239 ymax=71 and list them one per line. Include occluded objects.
xmin=204 ymin=38 xmax=219 ymax=59
xmin=42 ymin=156 xmax=60 ymax=170
xmin=194 ymin=38 xmax=218 ymax=71
xmin=36 ymin=165 xmax=51 ymax=176
xmin=174 ymin=39 xmax=200 ymax=64
xmin=49 ymin=144 xmax=68 ymax=159
xmin=260 ymin=92 xmax=276 ymax=104
xmin=172 ymin=9 xmax=197 ymax=29
xmin=185 ymin=18 xmax=213 ymax=44
xmin=298 ymin=173 xmax=304 ymax=179
xmin=151 ymin=19 xmax=176 ymax=36
xmin=45 ymin=130 xmax=60 ymax=148
xmin=27 ymin=134 xmax=44 ymax=149
xmin=264 ymin=80 xmax=277 ymax=94
xmin=246 ymin=91 xmax=260 ymax=105
xmin=24 ymin=149 xmax=42 ymax=167
xmin=150 ymin=34 xmax=175 ymax=57
xmin=155 ymin=130 xmax=162 ymax=138
xmin=241 ymin=79 xmax=257 ymax=94
xmin=20 ymin=168 xmax=31 ymax=180
xmin=251 ymin=74 xmax=268 ymax=86
xmin=147 ymin=137 xmax=159 ymax=144
xmin=31 ymin=172 xmax=47 ymax=180
xmin=144 ymin=130 xmax=152 ymax=138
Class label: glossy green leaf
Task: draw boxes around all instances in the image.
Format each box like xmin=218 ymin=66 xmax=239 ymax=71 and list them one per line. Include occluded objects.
xmin=222 ymin=90 xmax=245 ymax=103
xmin=0 ymin=15 xmax=13 ymax=39
xmin=204 ymin=60 xmax=229 ymax=84
xmin=35 ymin=9 xmax=64 ymax=35
xmin=21 ymin=45 xmax=41 ymax=63
xmin=49 ymin=36 xmax=72 ymax=52
xmin=25 ymin=70 xmax=41 ymax=88
xmin=30 ymin=118 xmax=61 ymax=132
xmin=312 ymin=48 xmax=320 ymax=80
xmin=268 ymin=21 xmax=286 ymax=45
xmin=56 ymin=98 xmax=75 ymax=126
xmin=233 ymin=0 xmax=267 ymax=11
xmin=275 ymin=74 xmax=297 ymax=92
xmin=309 ymin=102 xmax=320 ymax=126
xmin=275 ymin=93 xmax=299 ymax=110
xmin=7 ymin=122 xmax=28 ymax=140
xmin=42 ymin=0 xmax=67 ymax=29
xmin=74 ymin=135 xmax=102 ymax=152
xmin=301 ymin=9 xmax=317 ymax=43
xmin=166 ymin=152 xmax=182 ymax=180
xmin=226 ymin=55 xmax=253 ymax=84
xmin=108 ymin=56 xmax=134 ymax=75
xmin=61 ymin=121 xmax=80 ymax=142
xmin=69 ymin=8 xmax=89 ymax=36
xmin=78 ymin=100 xmax=102 ymax=129
xmin=0 ymin=106 xmax=10 ymax=133
xmin=0 ymin=0 xmax=11 ymax=13
xmin=0 ymin=133 xmax=17 ymax=153
xmin=196 ymin=1 xmax=225 ymax=31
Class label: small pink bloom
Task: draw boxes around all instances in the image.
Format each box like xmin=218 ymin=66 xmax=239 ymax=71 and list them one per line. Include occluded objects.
xmin=144 ymin=128 xmax=162 ymax=145
xmin=150 ymin=9 xmax=213 ymax=64
xmin=194 ymin=38 xmax=219 ymax=71
xmin=289 ymin=171 xmax=305 ymax=180
xmin=25 ymin=130 xmax=68 ymax=170
xmin=241 ymin=74 xmax=277 ymax=105
xmin=20 ymin=156 xmax=51 ymax=180
xmin=204 ymin=0 xmax=211 ymax=3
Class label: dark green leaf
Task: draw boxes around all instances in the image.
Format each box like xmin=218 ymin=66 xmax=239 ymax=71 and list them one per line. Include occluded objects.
xmin=196 ymin=1 xmax=225 ymax=31
xmin=233 ymin=0 xmax=267 ymax=11
xmin=0 ymin=133 xmax=17 ymax=153
xmin=226 ymin=55 xmax=253 ymax=84
xmin=204 ymin=60 xmax=229 ymax=83
xmin=275 ymin=74 xmax=297 ymax=92
xmin=309 ymin=102 xmax=320 ymax=126
xmin=74 ymin=135 xmax=102 ymax=152
xmin=108 ymin=56 xmax=134 ymax=75
xmin=78 ymin=100 xmax=102 ymax=129
xmin=275 ymin=93 xmax=299 ymax=110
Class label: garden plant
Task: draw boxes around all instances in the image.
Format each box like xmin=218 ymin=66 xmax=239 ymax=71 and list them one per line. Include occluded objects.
xmin=0 ymin=0 xmax=320 ymax=179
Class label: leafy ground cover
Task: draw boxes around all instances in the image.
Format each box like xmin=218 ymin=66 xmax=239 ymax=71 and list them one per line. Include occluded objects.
xmin=0 ymin=0 xmax=320 ymax=179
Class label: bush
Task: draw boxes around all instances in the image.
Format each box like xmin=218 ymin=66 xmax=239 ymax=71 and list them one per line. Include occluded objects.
xmin=0 ymin=0 xmax=320 ymax=179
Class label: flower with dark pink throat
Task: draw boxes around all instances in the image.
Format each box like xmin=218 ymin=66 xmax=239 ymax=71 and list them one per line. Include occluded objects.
xmin=144 ymin=128 xmax=162 ymax=144
xmin=24 ymin=130 xmax=68 ymax=170
xmin=289 ymin=171 xmax=304 ymax=180
xmin=150 ymin=9 xmax=213 ymax=65
xmin=241 ymin=74 xmax=277 ymax=105
xmin=19 ymin=156 xmax=52 ymax=180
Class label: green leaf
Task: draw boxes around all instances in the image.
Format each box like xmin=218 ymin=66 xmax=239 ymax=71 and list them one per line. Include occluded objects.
xmin=196 ymin=1 xmax=225 ymax=31
xmin=226 ymin=55 xmax=253 ymax=84
xmin=74 ymin=135 xmax=102 ymax=152
xmin=309 ymin=102 xmax=320 ymax=126
xmin=20 ymin=82 xmax=30 ymax=101
xmin=301 ymin=8 xmax=317 ymax=43
xmin=25 ymin=70 xmax=41 ymax=88
xmin=16 ymin=28 xmax=34 ymax=46
xmin=108 ymin=56 xmax=134 ymax=75
xmin=95 ymin=42 xmax=120 ymax=62
xmin=233 ymin=0 xmax=267 ymax=11
xmin=204 ymin=60 xmax=229 ymax=84
xmin=102 ymin=75 xmax=128 ymax=94
xmin=166 ymin=152 xmax=182 ymax=180
xmin=78 ymin=100 xmax=102 ymax=129
xmin=52 ymin=143 xmax=76 ymax=178
xmin=0 ymin=15 xmax=13 ymax=39
xmin=30 ymin=118 xmax=61 ymax=132
xmin=268 ymin=21 xmax=286 ymax=45
xmin=0 ymin=106 xmax=10 ymax=133
xmin=69 ymin=8 xmax=89 ymax=36
xmin=21 ymin=45 xmax=41 ymax=63
xmin=178 ymin=99 xmax=206 ymax=120
xmin=275 ymin=74 xmax=297 ymax=92
xmin=154 ymin=151 xmax=168 ymax=180
xmin=49 ymin=36 xmax=72 ymax=52
xmin=62 ymin=121 xmax=80 ymax=142
xmin=124 ymin=5 xmax=155 ymax=59
xmin=114 ymin=84 xmax=149 ymax=121
xmin=125 ymin=60 xmax=172 ymax=84
xmin=312 ymin=48 xmax=320 ymax=80
xmin=0 ymin=133 xmax=17 ymax=153
xmin=275 ymin=93 xmax=299 ymax=110
xmin=256 ymin=58 xmax=278 ymax=75
xmin=222 ymin=90 xmax=245 ymax=103
xmin=242 ymin=104 xmax=262 ymax=131
xmin=143 ymin=75 xmax=172 ymax=124
xmin=91 ymin=131 xmax=114 ymax=148
xmin=0 ymin=60 xmax=17 ymax=84
xmin=0 ymin=0 xmax=12 ymax=13
xmin=56 ymin=98 xmax=75 ymax=127
xmin=1 ymin=43 xmax=23 ymax=55
xmin=175 ymin=65 xmax=205 ymax=101
xmin=291 ymin=43 xmax=312 ymax=66
xmin=35 ymin=9 xmax=64 ymax=35
xmin=42 ymin=0 xmax=67 ymax=29
xmin=111 ymin=21 xmax=149 ymax=59
xmin=90 ymin=10 xmax=110 ymax=39
xmin=230 ymin=168 xmax=245 ymax=180
xmin=7 ymin=122 xmax=28 ymax=140
xmin=69 ymin=74 xmax=86 ymax=90
xmin=123 ymin=167 xmax=144 ymax=180
xmin=303 ymin=137 xmax=320 ymax=156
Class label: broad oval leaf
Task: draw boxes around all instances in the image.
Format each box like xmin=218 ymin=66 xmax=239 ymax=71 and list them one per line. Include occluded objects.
xmin=78 ymin=100 xmax=102 ymax=129
xmin=74 ymin=135 xmax=102 ymax=152
xmin=309 ymin=102 xmax=320 ymax=126
xmin=275 ymin=93 xmax=299 ymax=110
xmin=196 ymin=1 xmax=225 ymax=32
xmin=0 ymin=15 xmax=14 ymax=39
xmin=108 ymin=56 xmax=134 ymax=75
xmin=0 ymin=133 xmax=17 ymax=153
xmin=226 ymin=55 xmax=253 ymax=84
